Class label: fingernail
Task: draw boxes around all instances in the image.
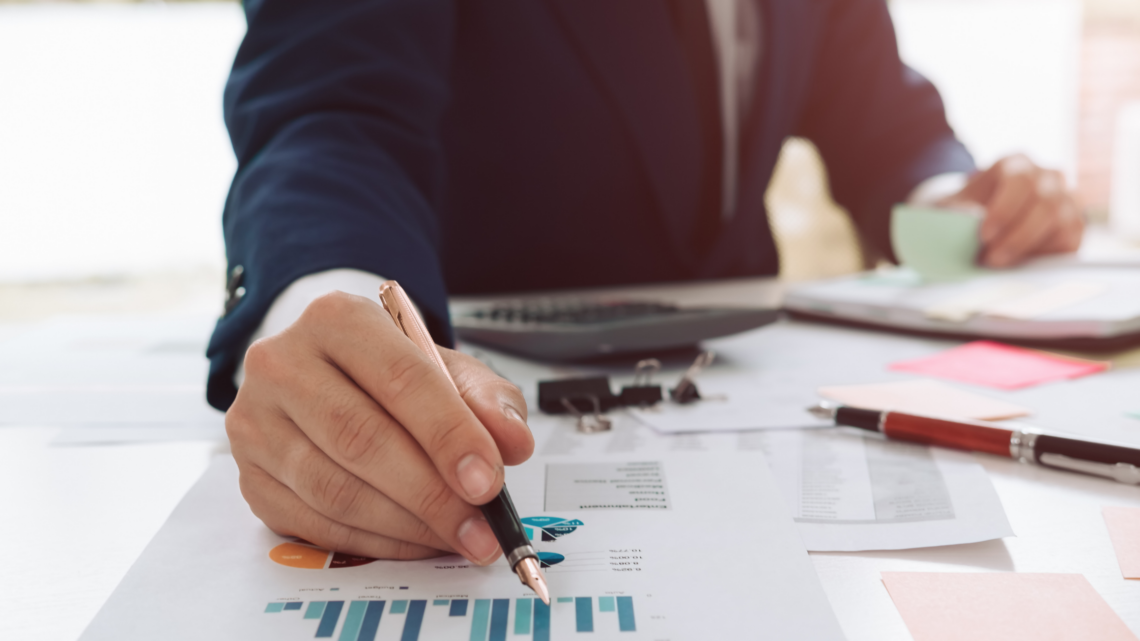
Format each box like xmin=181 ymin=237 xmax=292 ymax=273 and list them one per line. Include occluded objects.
xmin=504 ymin=405 xmax=524 ymax=424
xmin=457 ymin=516 xmax=501 ymax=564
xmin=456 ymin=453 xmax=496 ymax=501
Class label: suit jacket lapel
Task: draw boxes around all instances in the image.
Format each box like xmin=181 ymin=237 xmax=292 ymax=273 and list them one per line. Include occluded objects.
xmin=549 ymin=0 xmax=705 ymax=268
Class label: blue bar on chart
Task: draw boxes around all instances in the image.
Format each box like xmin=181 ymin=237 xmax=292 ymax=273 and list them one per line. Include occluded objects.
xmin=315 ymin=601 xmax=345 ymax=638
xmin=399 ymin=600 xmax=426 ymax=641
xmin=450 ymin=599 xmax=469 ymax=617
xmin=598 ymin=596 xmax=615 ymax=612
xmin=469 ymin=599 xmax=491 ymax=641
xmin=533 ymin=599 xmax=551 ymax=641
xmin=575 ymin=598 xmax=594 ymax=632
xmin=356 ymin=601 xmax=386 ymax=641
xmin=304 ymin=602 xmax=327 ymax=620
xmin=616 ymin=596 xmax=636 ymax=632
xmin=433 ymin=600 xmax=450 ymax=606
xmin=284 ymin=602 xmax=303 ymax=611
xmin=265 ymin=603 xmax=285 ymax=613
xmin=337 ymin=601 xmax=367 ymax=641
xmin=391 ymin=600 xmax=408 ymax=614
xmin=514 ymin=598 xmax=532 ymax=635
xmin=489 ymin=599 xmax=509 ymax=641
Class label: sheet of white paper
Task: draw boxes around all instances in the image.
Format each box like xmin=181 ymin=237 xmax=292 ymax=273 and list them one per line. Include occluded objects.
xmin=80 ymin=453 xmax=845 ymax=641
xmin=628 ymin=370 xmax=833 ymax=432
xmin=529 ymin=415 xmax=1012 ymax=552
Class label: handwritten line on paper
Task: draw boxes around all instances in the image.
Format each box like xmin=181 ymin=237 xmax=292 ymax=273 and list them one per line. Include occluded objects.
xmin=889 ymin=341 xmax=1110 ymax=390
xmin=818 ymin=379 xmax=1030 ymax=421
xmin=881 ymin=572 xmax=1138 ymax=641
xmin=1103 ymin=507 xmax=1140 ymax=579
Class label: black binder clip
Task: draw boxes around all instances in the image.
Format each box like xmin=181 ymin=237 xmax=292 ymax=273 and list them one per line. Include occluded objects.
xmin=670 ymin=351 xmax=715 ymax=404
xmin=619 ymin=359 xmax=664 ymax=407
xmin=538 ymin=377 xmax=621 ymax=415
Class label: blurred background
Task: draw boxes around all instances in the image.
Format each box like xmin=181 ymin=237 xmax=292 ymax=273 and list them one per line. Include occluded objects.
xmin=1 ymin=0 xmax=1139 ymax=325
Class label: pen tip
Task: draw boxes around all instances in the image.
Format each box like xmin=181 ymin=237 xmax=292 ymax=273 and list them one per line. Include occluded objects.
xmin=514 ymin=556 xmax=551 ymax=605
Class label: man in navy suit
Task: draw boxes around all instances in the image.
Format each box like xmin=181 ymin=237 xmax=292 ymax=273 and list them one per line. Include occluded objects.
xmin=215 ymin=0 xmax=1082 ymax=566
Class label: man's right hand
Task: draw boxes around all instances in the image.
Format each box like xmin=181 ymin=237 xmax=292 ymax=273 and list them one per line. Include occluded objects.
xmin=225 ymin=291 xmax=535 ymax=565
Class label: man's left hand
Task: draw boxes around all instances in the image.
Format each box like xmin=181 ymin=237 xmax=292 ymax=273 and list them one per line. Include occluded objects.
xmin=945 ymin=154 xmax=1084 ymax=268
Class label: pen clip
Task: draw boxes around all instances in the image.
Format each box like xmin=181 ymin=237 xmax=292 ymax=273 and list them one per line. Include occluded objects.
xmin=1038 ymin=453 xmax=1140 ymax=485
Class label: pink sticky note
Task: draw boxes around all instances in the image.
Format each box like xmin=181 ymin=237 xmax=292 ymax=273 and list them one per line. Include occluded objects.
xmin=889 ymin=341 xmax=1109 ymax=390
xmin=1104 ymin=506 xmax=1140 ymax=579
xmin=881 ymin=572 xmax=1137 ymax=641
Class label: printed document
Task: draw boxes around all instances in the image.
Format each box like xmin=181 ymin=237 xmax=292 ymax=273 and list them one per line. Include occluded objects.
xmin=80 ymin=452 xmax=845 ymax=641
xmin=532 ymin=416 xmax=1013 ymax=552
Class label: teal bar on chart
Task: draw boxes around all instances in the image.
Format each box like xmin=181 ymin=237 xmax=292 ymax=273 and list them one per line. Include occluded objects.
xmin=337 ymin=601 xmax=367 ymax=641
xmin=556 ymin=597 xmax=573 ymax=604
xmin=616 ymin=596 xmax=636 ymax=632
xmin=304 ymin=601 xmax=327 ymax=620
xmin=265 ymin=603 xmax=285 ymax=613
xmin=433 ymin=600 xmax=450 ymax=606
xmin=488 ymin=599 xmax=509 ymax=641
xmin=598 ymin=596 xmax=615 ymax=612
xmin=574 ymin=597 xmax=593 ymax=632
xmin=524 ymin=526 xmax=534 ymax=540
xmin=357 ymin=601 xmax=386 ymax=641
xmin=532 ymin=600 xmax=550 ymax=641
xmin=391 ymin=600 xmax=408 ymax=614
xmin=514 ymin=598 xmax=532 ymax=635
xmin=399 ymin=601 xmax=426 ymax=641
xmin=469 ymin=599 xmax=491 ymax=641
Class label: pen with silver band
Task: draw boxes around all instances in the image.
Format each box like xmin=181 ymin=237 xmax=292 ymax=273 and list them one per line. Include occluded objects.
xmin=809 ymin=402 xmax=1140 ymax=485
xmin=380 ymin=281 xmax=550 ymax=604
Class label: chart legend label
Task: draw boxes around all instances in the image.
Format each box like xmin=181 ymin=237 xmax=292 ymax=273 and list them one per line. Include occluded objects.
xmin=545 ymin=462 xmax=671 ymax=511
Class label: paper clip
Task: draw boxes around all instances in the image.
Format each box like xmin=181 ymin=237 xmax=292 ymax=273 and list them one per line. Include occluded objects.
xmin=560 ymin=395 xmax=613 ymax=433
xmin=670 ymin=351 xmax=715 ymax=404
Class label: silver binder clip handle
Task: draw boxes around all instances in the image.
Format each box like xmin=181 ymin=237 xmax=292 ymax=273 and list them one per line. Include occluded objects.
xmin=560 ymin=395 xmax=613 ymax=434
xmin=632 ymin=358 xmax=662 ymax=387
xmin=671 ymin=351 xmax=715 ymax=404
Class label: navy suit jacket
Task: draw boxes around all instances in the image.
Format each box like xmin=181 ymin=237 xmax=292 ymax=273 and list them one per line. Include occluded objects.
xmin=206 ymin=0 xmax=974 ymax=410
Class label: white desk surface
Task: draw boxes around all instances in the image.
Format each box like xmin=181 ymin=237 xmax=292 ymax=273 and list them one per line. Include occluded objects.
xmin=4 ymin=276 xmax=1140 ymax=641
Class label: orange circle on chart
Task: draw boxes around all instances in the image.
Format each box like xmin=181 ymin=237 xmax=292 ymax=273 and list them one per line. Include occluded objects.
xmin=270 ymin=542 xmax=330 ymax=569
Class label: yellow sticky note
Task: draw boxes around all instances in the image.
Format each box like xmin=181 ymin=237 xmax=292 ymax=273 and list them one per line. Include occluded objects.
xmin=881 ymin=572 xmax=1137 ymax=641
xmin=1103 ymin=506 xmax=1140 ymax=579
xmin=818 ymin=379 xmax=1030 ymax=421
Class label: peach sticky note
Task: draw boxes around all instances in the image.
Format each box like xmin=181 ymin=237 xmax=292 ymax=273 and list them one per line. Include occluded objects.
xmin=881 ymin=572 xmax=1137 ymax=641
xmin=818 ymin=379 xmax=1030 ymax=420
xmin=1103 ymin=506 xmax=1140 ymax=579
xmin=889 ymin=341 xmax=1109 ymax=390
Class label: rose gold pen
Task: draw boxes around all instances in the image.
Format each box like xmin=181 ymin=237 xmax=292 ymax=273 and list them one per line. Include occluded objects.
xmin=379 ymin=281 xmax=551 ymax=605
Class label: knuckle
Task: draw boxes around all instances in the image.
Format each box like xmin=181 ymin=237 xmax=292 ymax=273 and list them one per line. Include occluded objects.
xmin=331 ymin=406 xmax=394 ymax=466
xmin=394 ymin=539 xmax=421 ymax=561
xmin=241 ymin=338 xmax=277 ymax=380
xmin=318 ymin=518 xmax=357 ymax=553
xmin=312 ymin=468 xmax=366 ymax=521
xmin=412 ymin=479 xmax=455 ymax=523
xmin=425 ymin=416 xmax=471 ymax=458
xmin=383 ymin=350 xmax=431 ymax=399
xmin=411 ymin=517 xmax=436 ymax=546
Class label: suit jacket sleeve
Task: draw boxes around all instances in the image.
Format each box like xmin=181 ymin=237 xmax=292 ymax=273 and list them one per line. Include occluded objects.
xmin=793 ymin=0 xmax=975 ymax=260
xmin=206 ymin=0 xmax=456 ymax=410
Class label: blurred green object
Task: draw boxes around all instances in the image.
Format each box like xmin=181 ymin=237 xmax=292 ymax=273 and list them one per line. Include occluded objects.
xmin=890 ymin=204 xmax=983 ymax=281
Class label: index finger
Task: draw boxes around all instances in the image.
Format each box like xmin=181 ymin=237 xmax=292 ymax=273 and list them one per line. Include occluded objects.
xmin=298 ymin=292 xmax=506 ymax=506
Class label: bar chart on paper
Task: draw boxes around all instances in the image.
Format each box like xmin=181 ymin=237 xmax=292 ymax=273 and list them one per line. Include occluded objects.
xmin=262 ymin=594 xmax=638 ymax=640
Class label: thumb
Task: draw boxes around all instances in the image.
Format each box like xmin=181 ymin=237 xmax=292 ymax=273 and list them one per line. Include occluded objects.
xmin=443 ymin=348 xmax=535 ymax=467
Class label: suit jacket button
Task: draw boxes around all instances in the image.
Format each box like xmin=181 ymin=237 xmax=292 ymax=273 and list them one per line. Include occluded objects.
xmin=224 ymin=265 xmax=245 ymax=315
